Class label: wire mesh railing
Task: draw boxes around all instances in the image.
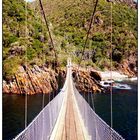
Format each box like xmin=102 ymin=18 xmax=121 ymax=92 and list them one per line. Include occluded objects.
xmin=73 ymin=84 xmax=125 ymax=140
xmin=13 ymin=67 xmax=70 ymax=140
xmin=13 ymin=90 xmax=65 ymax=140
xmin=13 ymin=63 xmax=124 ymax=140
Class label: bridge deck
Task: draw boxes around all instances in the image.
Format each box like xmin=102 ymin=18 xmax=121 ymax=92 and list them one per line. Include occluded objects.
xmin=50 ymin=68 xmax=87 ymax=140
xmin=56 ymin=88 xmax=85 ymax=140
xmin=13 ymin=60 xmax=124 ymax=140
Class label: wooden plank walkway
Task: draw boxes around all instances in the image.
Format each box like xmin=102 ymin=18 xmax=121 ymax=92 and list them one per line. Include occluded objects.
xmin=61 ymin=86 xmax=85 ymax=140
xmin=50 ymin=68 xmax=88 ymax=140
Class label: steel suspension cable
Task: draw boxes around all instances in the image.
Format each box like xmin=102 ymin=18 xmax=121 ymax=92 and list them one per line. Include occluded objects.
xmin=86 ymin=67 xmax=95 ymax=111
xmin=87 ymin=67 xmax=97 ymax=139
xmin=76 ymin=0 xmax=99 ymax=87
xmin=25 ymin=0 xmax=28 ymax=129
xmin=32 ymin=2 xmax=46 ymax=138
xmin=38 ymin=0 xmax=45 ymax=110
xmin=87 ymin=67 xmax=91 ymax=107
xmin=79 ymin=0 xmax=99 ymax=66
xmin=38 ymin=0 xmax=56 ymax=128
xmin=83 ymin=59 xmax=87 ymax=126
xmin=38 ymin=0 xmax=56 ymax=135
xmin=75 ymin=0 xmax=99 ymax=126
xmin=38 ymin=0 xmax=58 ymax=63
xmin=110 ymin=2 xmax=113 ymax=139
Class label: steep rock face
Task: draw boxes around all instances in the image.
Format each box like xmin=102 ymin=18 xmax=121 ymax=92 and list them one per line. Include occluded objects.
xmin=118 ymin=61 xmax=137 ymax=77
xmin=116 ymin=53 xmax=137 ymax=77
xmin=72 ymin=68 xmax=102 ymax=93
xmin=3 ymin=66 xmax=102 ymax=94
xmin=3 ymin=65 xmax=61 ymax=95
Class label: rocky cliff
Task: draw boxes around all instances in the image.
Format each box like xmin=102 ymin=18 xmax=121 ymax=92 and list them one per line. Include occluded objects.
xmin=72 ymin=68 xmax=102 ymax=93
xmin=3 ymin=65 xmax=102 ymax=95
xmin=3 ymin=65 xmax=64 ymax=94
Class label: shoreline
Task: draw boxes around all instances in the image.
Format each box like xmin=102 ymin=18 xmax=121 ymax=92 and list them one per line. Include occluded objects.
xmin=98 ymin=70 xmax=137 ymax=81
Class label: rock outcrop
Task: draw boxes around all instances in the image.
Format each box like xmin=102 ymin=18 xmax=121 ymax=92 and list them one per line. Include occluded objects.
xmin=3 ymin=65 xmax=64 ymax=95
xmin=3 ymin=65 xmax=103 ymax=95
xmin=72 ymin=68 xmax=102 ymax=94
xmin=117 ymin=53 xmax=137 ymax=77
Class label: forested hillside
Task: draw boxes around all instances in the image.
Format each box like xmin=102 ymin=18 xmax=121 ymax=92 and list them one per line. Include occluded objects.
xmin=3 ymin=0 xmax=137 ymax=81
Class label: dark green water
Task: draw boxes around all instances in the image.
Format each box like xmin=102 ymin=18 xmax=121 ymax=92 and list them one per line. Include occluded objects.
xmin=3 ymin=81 xmax=137 ymax=140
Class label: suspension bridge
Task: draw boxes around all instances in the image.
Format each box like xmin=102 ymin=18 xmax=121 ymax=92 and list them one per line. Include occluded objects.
xmin=11 ymin=0 xmax=127 ymax=139
xmin=13 ymin=58 xmax=124 ymax=140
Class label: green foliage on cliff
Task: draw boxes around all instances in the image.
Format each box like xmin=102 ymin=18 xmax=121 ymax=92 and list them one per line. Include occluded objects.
xmin=3 ymin=0 xmax=50 ymax=80
xmin=42 ymin=0 xmax=137 ymax=66
xmin=3 ymin=0 xmax=137 ymax=80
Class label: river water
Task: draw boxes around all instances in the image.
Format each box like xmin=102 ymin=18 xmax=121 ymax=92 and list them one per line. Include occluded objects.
xmin=3 ymin=81 xmax=137 ymax=140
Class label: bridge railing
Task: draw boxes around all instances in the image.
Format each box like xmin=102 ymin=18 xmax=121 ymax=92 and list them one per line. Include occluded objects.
xmin=13 ymin=67 xmax=70 ymax=140
xmin=73 ymin=85 xmax=125 ymax=140
xmin=13 ymin=90 xmax=65 ymax=140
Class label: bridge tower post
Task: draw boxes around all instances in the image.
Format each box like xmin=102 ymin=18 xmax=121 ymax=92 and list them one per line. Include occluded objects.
xmin=67 ymin=58 xmax=71 ymax=66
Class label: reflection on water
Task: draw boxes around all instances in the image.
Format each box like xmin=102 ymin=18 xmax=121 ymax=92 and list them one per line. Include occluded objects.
xmin=3 ymin=81 xmax=137 ymax=140
xmin=83 ymin=81 xmax=137 ymax=140
xmin=3 ymin=93 xmax=55 ymax=140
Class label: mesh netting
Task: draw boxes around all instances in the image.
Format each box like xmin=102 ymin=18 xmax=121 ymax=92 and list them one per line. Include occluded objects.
xmin=13 ymin=91 xmax=64 ymax=140
xmin=13 ymin=67 xmax=70 ymax=140
xmin=73 ymin=84 xmax=124 ymax=140
xmin=14 ymin=64 xmax=124 ymax=140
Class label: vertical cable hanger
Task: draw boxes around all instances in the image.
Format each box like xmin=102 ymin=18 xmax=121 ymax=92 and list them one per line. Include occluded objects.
xmin=38 ymin=0 xmax=56 ymax=104
xmin=52 ymin=54 xmax=55 ymax=101
xmin=87 ymin=67 xmax=90 ymax=107
xmin=76 ymin=0 xmax=99 ymax=88
xmin=110 ymin=1 xmax=113 ymax=139
xmin=88 ymin=66 xmax=97 ymax=138
xmin=38 ymin=0 xmax=58 ymax=66
xmin=38 ymin=0 xmax=54 ymax=133
xmin=79 ymin=0 xmax=99 ymax=67
xmin=39 ymin=0 xmax=45 ymax=110
xmin=35 ymin=1 xmax=45 ymax=139
xmin=83 ymin=58 xmax=86 ymax=126
xmin=81 ymin=0 xmax=99 ymax=127
xmin=25 ymin=0 xmax=28 ymax=129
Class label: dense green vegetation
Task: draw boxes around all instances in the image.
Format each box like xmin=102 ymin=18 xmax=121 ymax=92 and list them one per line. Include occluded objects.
xmin=3 ymin=0 xmax=50 ymax=80
xmin=3 ymin=0 xmax=137 ymax=80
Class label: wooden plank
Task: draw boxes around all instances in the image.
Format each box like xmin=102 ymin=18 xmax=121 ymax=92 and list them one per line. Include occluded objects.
xmin=53 ymin=69 xmax=87 ymax=140
xmin=68 ymin=91 xmax=77 ymax=140
xmin=73 ymin=102 xmax=85 ymax=140
xmin=61 ymin=125 xmax=66 ymax=140
xmin=65 ymin=93 xmax=70 ymax=139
